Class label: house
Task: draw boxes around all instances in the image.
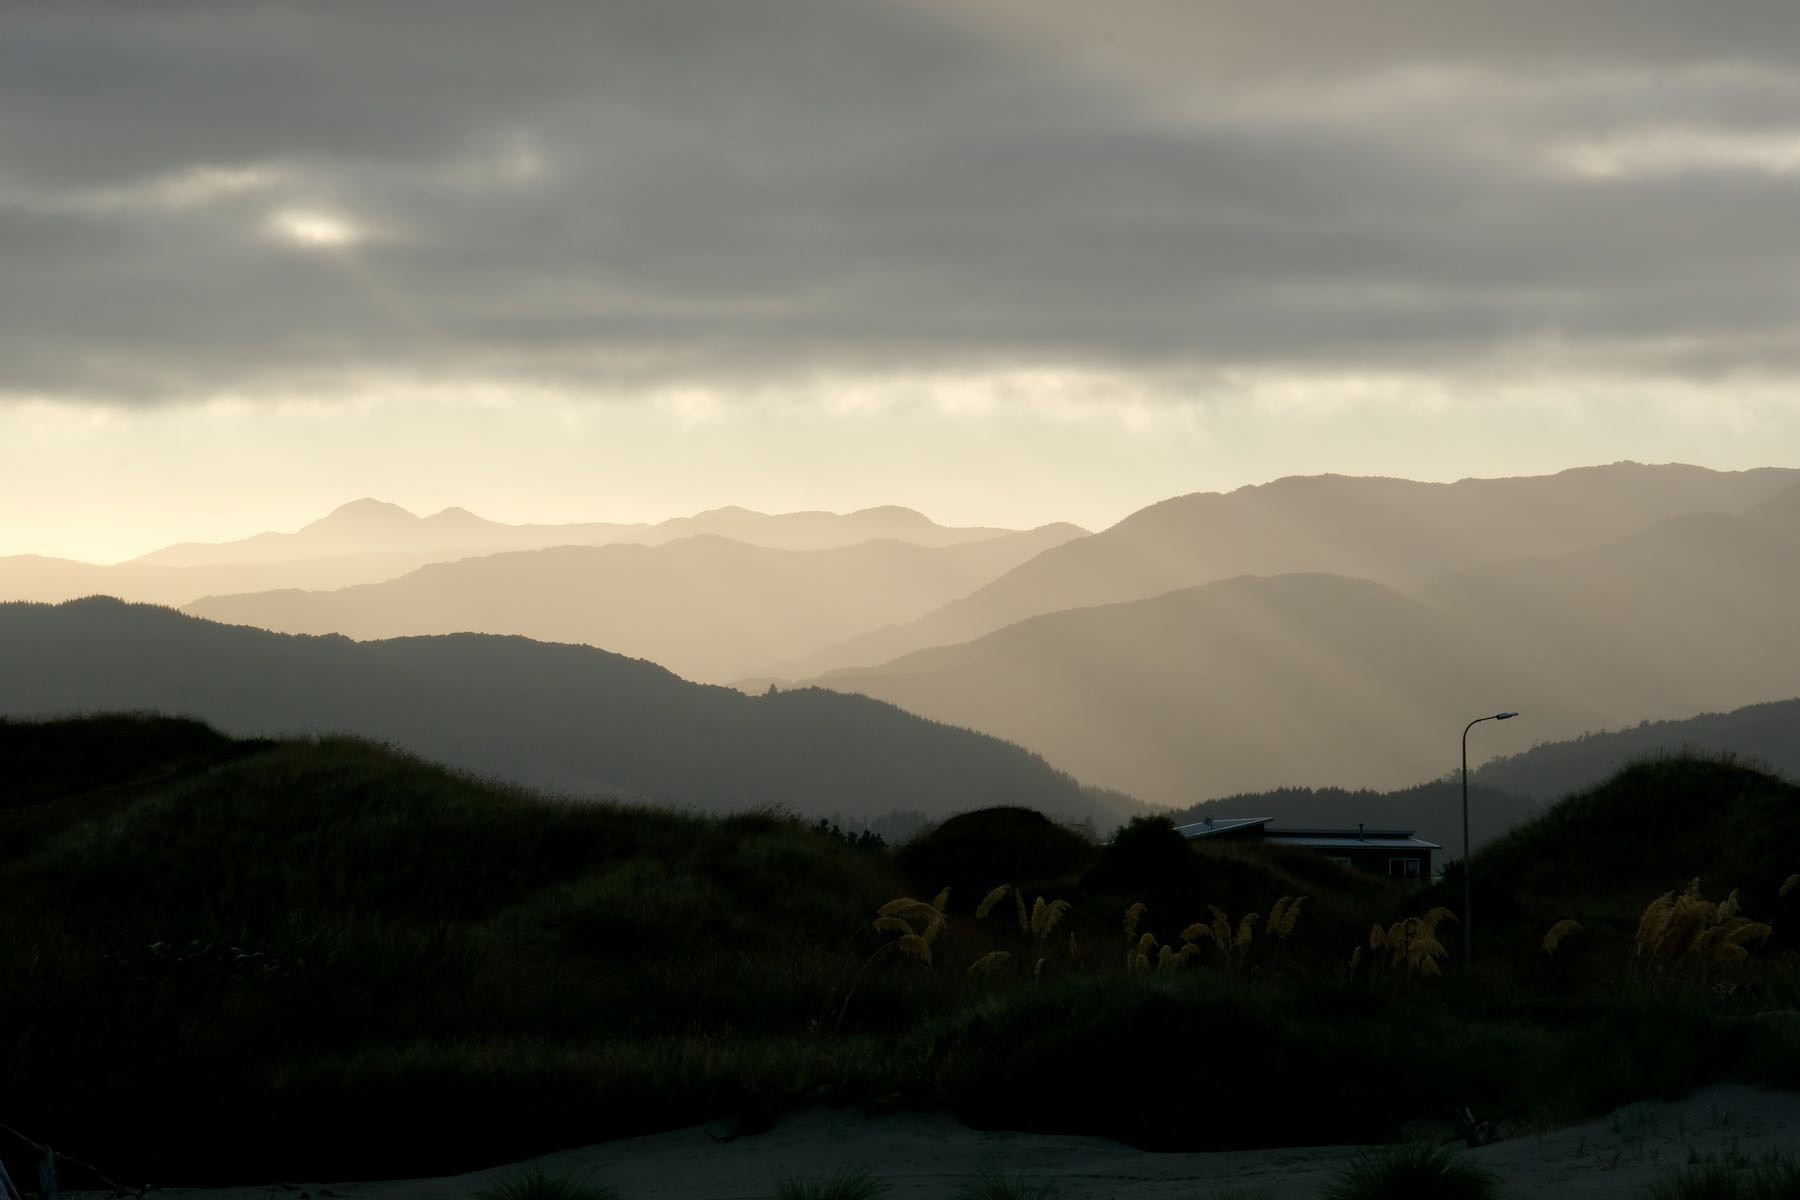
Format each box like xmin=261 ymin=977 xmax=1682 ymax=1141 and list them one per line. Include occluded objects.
xmin=1174 ymin=815 xmax=1439 ymax=880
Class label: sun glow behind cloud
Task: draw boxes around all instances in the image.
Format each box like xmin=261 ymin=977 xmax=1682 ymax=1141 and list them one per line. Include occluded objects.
xmin=267 ymin=208 xmax=365 ymax=249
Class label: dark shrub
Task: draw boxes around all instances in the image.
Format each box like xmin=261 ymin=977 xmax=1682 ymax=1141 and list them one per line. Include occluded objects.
xmin=896 ymin=806 xmax=1093 ymax=901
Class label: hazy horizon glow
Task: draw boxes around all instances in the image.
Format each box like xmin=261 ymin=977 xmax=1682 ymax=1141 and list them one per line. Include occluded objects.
xmin=5 ymin=1 xmax=1800 ymax=560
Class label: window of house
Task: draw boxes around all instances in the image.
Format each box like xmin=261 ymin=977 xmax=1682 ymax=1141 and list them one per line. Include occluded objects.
xmin=1389 ymin=857 xmax=1421 ymax=879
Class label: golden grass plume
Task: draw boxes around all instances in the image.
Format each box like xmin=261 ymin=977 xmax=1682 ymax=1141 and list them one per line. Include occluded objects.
xmin=1030 ymin=898 xmax=1071 ymax=938
xmin=1542 ymin=919 xmax=1583 ymax=955
xmin=896 ymin=934 xmax=932 ymax=965
xmin=879 ymin=897 xmax=946 ymax=945
xmin=1635 ymin=879 xmax=1775 ymax=969
xmin=976 ymin=885 xmax=1011 ymax=920
xmin=1124 ymin=902 xmax=1147 ymax=941
xmin=965 ymin=950 xmax=1011 ymax=976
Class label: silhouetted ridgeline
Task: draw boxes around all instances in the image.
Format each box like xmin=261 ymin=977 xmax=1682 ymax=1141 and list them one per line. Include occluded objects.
xmin=0 ymin=598 xmax=1134 ymax=825
xmin=139 ymin=497 xmax=1042 ymax=566
xmin=1475 ymin=699 xmax=1800 ymax=800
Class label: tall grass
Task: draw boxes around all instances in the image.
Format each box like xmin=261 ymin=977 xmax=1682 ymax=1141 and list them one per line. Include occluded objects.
xmin=1322 ymin=1143 xmax=1500 ymax=1200
xmin=1194 ymin=1185 xmax=1278 ymax=1200
xmin=1645 ymin=1155 xmax=1800 ymax=1200
xmin=769 ymin=1166 xmax=888 ymax=1200
xmin=475 ymin=1166 xmax=623 ymax=1200
xmin=950 ymin=1172 xmax=1062 ymax=1200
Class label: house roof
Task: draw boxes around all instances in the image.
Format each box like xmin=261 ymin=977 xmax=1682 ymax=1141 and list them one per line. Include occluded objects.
xmin=1173 ymin=817 xmax=1270 ymax=839
xmin=1174 ymin=817 xmax=1440 ymax=851
xmin=1264 ymin=834 xmax=1442 ymax=851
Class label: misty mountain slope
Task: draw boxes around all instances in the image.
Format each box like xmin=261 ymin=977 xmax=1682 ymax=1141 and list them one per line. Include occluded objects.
xmin=0 ymin=598 xmax=1130 ymax=824
xmin=792 ymin=463 xmax=1800 ymax=676
xmin=1420 ymin=497 xmax=1800 ymax=718
xmin=0 ymin=551 xmax=429 ymax=608
xmin=1474 ymin=698 xmax=1800 ymax=800
xmin=182 ymin=525 xmax=1084 ymax=683
xmin=819 ymin=573 xmax=1556 ymax=803
xmin=139 ymin=498 xmax=1041 ymax=567
xmin=813 ymin=497 xmax=1800 ymax=803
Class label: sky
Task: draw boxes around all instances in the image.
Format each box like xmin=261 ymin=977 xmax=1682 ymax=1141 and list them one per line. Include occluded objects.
xmin=5 ymin=0 xmax=1800 ymax=562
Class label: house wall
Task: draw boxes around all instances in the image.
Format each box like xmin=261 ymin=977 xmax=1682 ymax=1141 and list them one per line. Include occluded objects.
xmin=1306 ymin=846 xmax=1431 ymax=879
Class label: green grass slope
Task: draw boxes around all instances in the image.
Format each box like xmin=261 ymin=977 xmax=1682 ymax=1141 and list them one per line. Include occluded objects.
xmin=9 ymin=722 xmax=1800 ymax=1187
xmin=1462 ymin=756 xmax=1800 ymax=950
xmin=2 ymin=716 xmax=913 ymax=1181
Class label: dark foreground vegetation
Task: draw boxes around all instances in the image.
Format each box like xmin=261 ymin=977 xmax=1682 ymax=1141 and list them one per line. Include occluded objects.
xmin=4 ymin=715 xmax=1800 ymax=1187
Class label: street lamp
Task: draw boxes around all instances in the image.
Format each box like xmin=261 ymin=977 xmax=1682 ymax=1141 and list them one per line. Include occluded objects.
xmin=1462 ymin=711 xmax=1518 ymax=968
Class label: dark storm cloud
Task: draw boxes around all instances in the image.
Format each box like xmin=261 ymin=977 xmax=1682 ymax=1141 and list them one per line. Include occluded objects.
xmin=5 ymin=0 xmax=1800 ymax=401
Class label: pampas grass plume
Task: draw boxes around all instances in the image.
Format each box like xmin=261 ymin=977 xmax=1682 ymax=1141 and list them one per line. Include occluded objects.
xmin=976 ymin=885 xmax=1011 ymax=920
xmin=1541 ymin=919 xmax=1582 ymax=955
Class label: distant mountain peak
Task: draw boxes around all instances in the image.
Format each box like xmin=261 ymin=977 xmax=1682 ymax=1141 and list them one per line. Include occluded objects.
xmin=424 ymin=506 xmax=487 ymax=524
xmin=318 ymin=498 xmax=418 ymax=524
xmin=688 ymin=505 xmax=768 ymax=521
xmin=848 ymin=505 xmax=931 ymax=522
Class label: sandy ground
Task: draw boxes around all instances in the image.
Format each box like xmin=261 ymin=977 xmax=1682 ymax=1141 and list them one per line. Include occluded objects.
xmin=152 ymin=1084 xmax=1800 ymax=1200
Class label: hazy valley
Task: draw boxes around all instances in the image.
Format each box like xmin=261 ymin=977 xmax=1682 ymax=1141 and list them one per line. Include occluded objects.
xmin=183 ymin=521 xmax=1084 ymax=683
xmin=12 ymin=463 xmax=1798 ymax=823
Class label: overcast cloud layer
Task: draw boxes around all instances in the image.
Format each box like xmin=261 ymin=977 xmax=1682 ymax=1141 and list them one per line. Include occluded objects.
xmin=4 ymin=2 xmax=1800 ymax=558
xmin=6 ymin=0 xmax=1800 ymax=398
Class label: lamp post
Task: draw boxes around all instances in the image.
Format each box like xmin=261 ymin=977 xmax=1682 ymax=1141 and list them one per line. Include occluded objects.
xmin=1462 ymin=711 xmax=1518 ymax=968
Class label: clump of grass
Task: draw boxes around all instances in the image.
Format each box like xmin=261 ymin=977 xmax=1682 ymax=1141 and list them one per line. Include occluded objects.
xmin=475 ymin=1165 xmax=623 ymax=1200
xmin=1196 ymin=1183 xmax=1278 ymax=1200
xmin=770 ymin=1165 xmax=888 ymax=1200
xmin=1645 ymin=1154 xmax=1800 ymax=1200
xmin=951 ymin=1172 xmax=1061 ymax=1200
xmin=1323 ymin=1142 xmax=1499 ymax=1200
xmin=1367 ymin=908 xmax=1456 ymax=978
xmin=1635 ymin=880 xmax=1772 ymax=970
xmin=1541 ymin=919 xmax=1583 ymax=955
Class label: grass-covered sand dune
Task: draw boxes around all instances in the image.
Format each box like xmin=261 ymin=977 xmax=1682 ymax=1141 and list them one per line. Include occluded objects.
xmin=5 ymin=715 xmax=1800 ymax=1188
